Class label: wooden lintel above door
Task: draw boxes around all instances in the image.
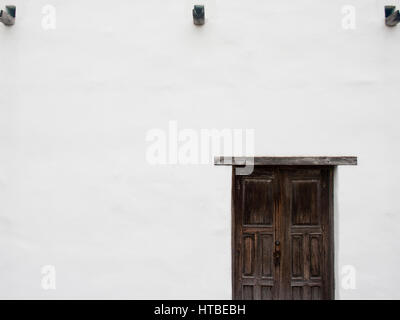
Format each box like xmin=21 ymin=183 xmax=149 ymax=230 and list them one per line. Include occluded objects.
xmin=214 ymin=156 xmax=357 ymax=166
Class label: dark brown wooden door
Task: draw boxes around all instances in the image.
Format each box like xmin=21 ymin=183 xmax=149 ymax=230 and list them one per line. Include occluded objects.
xmin=232 ymin=166 xmax=334 ymax=300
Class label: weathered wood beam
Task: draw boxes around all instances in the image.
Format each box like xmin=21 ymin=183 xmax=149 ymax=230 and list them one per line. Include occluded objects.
xmin=214 ymin=156 xmax=357 ymax=166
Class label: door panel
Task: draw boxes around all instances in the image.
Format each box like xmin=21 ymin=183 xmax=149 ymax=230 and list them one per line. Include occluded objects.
xmin=233 ymin=166 xmax=333 ymax=300
xmin=260 ymin=233 xmax=273 ymax=277
xmin=280 ymin=168 xmax=332 ymax=300
xmin=233 ymin=168 xmax=280 ymax=300
xmin=243 ymin=179 xmax=275 ymax=225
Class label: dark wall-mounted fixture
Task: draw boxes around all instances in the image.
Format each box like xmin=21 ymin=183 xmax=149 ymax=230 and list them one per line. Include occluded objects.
xmin=385 ymin=5 xmax=400 ymax=26
xmin=193 ymin=5 xmax=205 ymax=26
xmin=0 ymin=5 xmax=16 ymax=26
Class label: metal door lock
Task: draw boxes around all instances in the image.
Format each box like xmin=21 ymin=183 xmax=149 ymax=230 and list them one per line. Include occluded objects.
xmin=273 ymin=240 xmax=281 ymax=265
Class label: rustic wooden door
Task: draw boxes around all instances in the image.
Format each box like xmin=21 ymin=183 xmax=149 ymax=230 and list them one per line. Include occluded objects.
xmin=232 ymin=166 xmax=334 ymax=300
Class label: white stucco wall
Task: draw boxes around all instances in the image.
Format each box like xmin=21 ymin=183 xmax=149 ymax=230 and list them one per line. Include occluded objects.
xmin=0 ymin=0 xmax=399 ymax=299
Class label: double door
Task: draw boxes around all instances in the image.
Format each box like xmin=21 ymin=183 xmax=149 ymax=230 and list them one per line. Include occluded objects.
xmin=232 ymin=166 xmax=334 ymax=300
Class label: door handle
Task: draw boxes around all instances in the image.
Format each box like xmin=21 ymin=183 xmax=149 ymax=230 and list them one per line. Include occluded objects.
xmin=273 ymin=240 xmax=281 ymax=266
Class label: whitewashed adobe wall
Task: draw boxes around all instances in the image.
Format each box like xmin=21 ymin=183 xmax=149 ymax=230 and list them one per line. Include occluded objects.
xmin=0 ymin=0 xmax=399 ymax=299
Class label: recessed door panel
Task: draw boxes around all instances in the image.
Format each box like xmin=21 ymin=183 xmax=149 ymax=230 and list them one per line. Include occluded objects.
xmin=242 ymin=234 xmax=255 ymax=276
xmin=243 ymin=179 xmax=274 ymax=225
xmin=260 ymin=233 xmax=273 ymax=278
xmin=291 ymin=180 xmax=320 ymax=225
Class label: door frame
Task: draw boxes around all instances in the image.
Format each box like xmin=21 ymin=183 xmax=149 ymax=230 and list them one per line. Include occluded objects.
xmin=214 ymin=156 xmax=357 ymax=300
